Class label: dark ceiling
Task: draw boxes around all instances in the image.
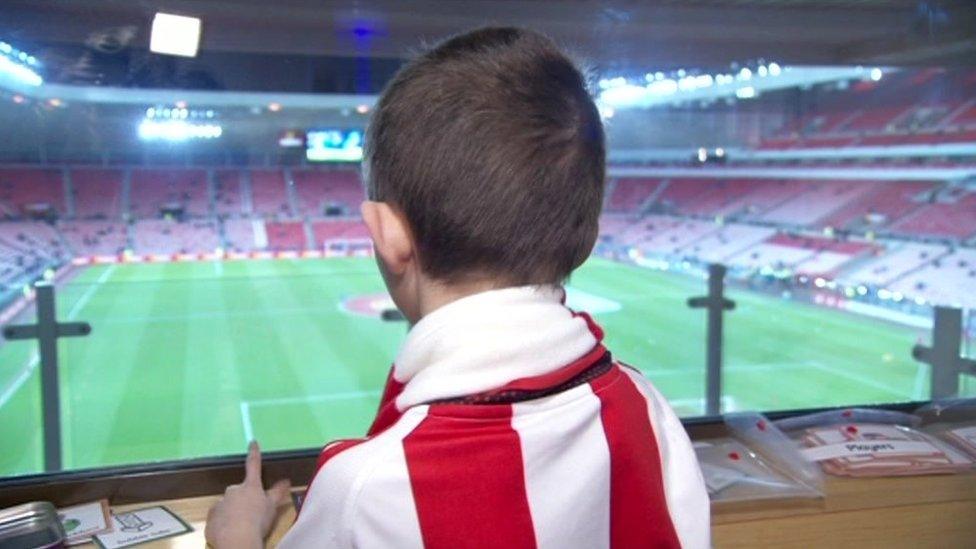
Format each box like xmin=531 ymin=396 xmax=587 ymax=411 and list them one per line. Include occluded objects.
xmin=1 ymin=0 xmax=975 ymax=94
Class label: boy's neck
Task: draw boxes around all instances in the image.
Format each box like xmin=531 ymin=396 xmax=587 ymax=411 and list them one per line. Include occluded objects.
xmin=415 ymin=277 xmax=505 ymax=322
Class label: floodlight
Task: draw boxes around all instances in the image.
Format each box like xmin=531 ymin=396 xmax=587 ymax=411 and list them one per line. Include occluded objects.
xmin=150 ymin=13 xmax=202 ymax=57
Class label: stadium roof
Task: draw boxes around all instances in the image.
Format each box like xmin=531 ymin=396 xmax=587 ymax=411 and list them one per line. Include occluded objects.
xmin=1 ymin=0 xmax=974 ymax=94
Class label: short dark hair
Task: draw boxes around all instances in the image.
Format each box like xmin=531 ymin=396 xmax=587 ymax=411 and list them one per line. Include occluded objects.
xmin=364 ymin=27 xmax=605 ymax=285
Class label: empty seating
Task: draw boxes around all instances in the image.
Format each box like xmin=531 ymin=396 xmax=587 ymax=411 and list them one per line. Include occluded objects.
xmin=0 ymin=168 xmax=65 ymax=217
xmin=759 ymin=180 xmax=873 ymax=226
xmin=638 ymin=218 xmax=719 ymax=255
xmin=250 ymin=170 xmax=290 ymax=216
xmin=71 ymin=169 xmax=123 ymax=218
xmin=292 ymin=170 xmax=363 ymax=217
xmin=265 ymin=221 xmax=307 ymax=250
xmin=841 ymin=242 xmax=949 ymax=287
xmin=890 ymin=190 xmax=976 ymax=239
xmin=678 ymin=224 xmax=776 ymax=264
xmin=214 ymin=170 xmax=245 ymax=216
xmin=606 ymin=178 xmax=663 ymax=212
xmin=311 ymin=220 xmax=370 ymax=248
xmin=652 ymin=179 xmax=717 ymax=213
xmin=129 ymin=169 xmax=209 ymax=217
xmin=59 ymin=221 xmax=127 ymax=257
xmin=222 ymin=219 xmax=257 ymax=252
xmin=133 ymin=219 xmax=220 ymax=254
xmin=888 ymin=248 xmax=976 ymax=309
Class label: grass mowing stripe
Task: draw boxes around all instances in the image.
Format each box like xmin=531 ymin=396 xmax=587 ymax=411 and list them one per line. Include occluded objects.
xmin=0 ymin=256 xmax=943 ymax=477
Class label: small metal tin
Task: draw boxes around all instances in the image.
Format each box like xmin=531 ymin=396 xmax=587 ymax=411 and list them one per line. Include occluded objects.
xmin=0 ymin=501 xmax=67 ymax=549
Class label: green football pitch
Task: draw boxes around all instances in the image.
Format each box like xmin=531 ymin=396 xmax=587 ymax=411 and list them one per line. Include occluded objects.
xmin=0 ymin=256 xmax=963 ymax=477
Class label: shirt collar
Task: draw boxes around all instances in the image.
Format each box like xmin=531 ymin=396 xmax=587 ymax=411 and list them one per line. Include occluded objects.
xmin=391 ymin=285 xmax=602 ymax=410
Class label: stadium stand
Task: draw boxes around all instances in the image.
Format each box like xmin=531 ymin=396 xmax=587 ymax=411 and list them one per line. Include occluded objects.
xmin=606 ymin=178 xmax=663 ymax=212
xmin=59 ymin=221 xmax=128 ymax=257
xmin=758 ymin=180 xmax=874 ymax=226
xmin=888 ymin=248 xmax=976 ymax=308
xmin=0 ymin=155 xmax=972 ymax=310
xmin=265 ymin=221 xmax=307 ymax=250
xmin=250 ymin=169 xmax=291 ymax=216
xmin=222 ymin=219 xmax=258 ymax=252
xmin=70 ymin=168 xmax=123 ymax=219
xmin=726 ymin=235 xmax=817 ymax=270
xmin=0 ymin=167 xmax=65 ymax=218
xmin=638 ymin=218 xmax=719 ymax=255
xmin=840 ymin=242 xmax=949 ymax=287
xmin=129 ymin=169 xmax=209 ymax=218
xmin=678 ymin=223 xmax=777 ymax=264
xmin=888 ymin=188 xmax=976 ymax=239
xmin=723 ymin=179 xmax=802 ymax=218
xmin=650 ymin=179 xmax=720 ymax=214
xmin=133 ymin=219 xmax=220 ymax=255
xmin=214 ymin=169 xmax=246 ymax=216
xmin=292 ymin=169 xmax=363 ymax=217
xmin=818 ymin=180 xmax=934 ymax=231
xmin=310 ymin=219 xmax=369 ymax=248
xmin=0 ymin=221 xmax=66 ymax=294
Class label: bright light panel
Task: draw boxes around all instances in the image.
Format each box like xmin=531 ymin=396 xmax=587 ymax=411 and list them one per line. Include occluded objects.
xmin=150 ymin=13 xmax=201 ymax=57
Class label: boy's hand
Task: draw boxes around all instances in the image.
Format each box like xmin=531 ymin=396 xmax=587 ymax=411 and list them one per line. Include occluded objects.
xmin=205 ymin=441 xmax=291 ymax=549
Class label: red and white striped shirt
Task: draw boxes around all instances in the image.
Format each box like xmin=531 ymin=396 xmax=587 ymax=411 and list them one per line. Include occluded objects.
xmin=280 ymin=286 xmax=709 ymax=548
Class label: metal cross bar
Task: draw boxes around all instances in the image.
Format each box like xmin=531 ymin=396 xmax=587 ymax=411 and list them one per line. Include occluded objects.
xmin=913 ymin=306 xmax=976 ymax=399
xmin=687 ymin=264 xmax=736 ymax=416
xmin=2 ymin=282 xmax=91 ymax=471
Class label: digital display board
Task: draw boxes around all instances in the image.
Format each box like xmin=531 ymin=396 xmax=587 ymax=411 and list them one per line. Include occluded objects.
xmin=306 ymin=128 xmax=363 ymax=162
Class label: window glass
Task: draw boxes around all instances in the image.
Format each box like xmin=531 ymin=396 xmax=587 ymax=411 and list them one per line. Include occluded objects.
xmin=1 ymin=0 xmax=974 ymax=478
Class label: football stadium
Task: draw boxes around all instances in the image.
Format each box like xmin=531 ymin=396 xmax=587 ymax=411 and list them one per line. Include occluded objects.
xmin=0 ymin=1 xmax=975 ymax=546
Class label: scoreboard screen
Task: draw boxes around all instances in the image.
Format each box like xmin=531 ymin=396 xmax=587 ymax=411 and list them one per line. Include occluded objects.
xmin=306 ymin=128 xmax=363 ymax=162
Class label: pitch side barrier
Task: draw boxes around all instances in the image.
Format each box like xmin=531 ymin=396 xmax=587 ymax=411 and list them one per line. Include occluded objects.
xmin=686 ymin=263 xmax=976 ymax=416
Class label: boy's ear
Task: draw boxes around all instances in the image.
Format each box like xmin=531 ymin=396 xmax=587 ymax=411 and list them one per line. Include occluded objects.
xmin=361 ymin=201 xmax=415 ymax=275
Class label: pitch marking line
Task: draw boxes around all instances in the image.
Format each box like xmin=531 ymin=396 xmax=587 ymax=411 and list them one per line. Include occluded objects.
xmin=0 ymin=264 xmax=115 ymax=411
xmin=67 ymin=264 xmax=116 ymax=320
xmin=0 ymin=354 xmax=39 ymax=409
xmin=239 ymin=390 xmax=383 ymax=444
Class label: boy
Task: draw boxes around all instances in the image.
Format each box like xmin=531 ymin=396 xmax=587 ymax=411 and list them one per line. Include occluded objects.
xmin=206 ymin=27 xmax=709 ymax=548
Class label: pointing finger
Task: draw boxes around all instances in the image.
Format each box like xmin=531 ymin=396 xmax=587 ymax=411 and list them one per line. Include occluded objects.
xmin=244 ymin=440 xmax=262 ymax=487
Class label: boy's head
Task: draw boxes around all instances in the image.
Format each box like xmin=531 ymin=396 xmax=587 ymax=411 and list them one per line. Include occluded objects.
xmin=361 ymin=27 xmax=605 ymax=319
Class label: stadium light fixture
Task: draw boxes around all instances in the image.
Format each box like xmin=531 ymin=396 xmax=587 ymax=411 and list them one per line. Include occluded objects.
xmin=0 ymin=41 xmax=43 ymax=86
xmin=870 ymin=68 xmax=883 ymax=81
xmin=768 ymin=63 xmax=781 ymax=76
xmin=714 ymin=147 xmax=725 ymax=158
xmin=138 ymin=119 xmax=222 ymax=141
xmin=735 ymin=86 xmax=756 ymax=99
xmin=150 ymin=13 xmax=202 ymax=57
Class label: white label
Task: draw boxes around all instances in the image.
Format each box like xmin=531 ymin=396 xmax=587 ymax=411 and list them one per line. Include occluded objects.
xmin=93 ymin=506 xmax=191 ymax=549
xmin=802 ymin=440 xmax=940 ymax=462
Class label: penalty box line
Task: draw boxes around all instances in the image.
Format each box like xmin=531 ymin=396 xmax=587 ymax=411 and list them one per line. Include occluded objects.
xmin=239 ymin=389 xmax=382 ymax=444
